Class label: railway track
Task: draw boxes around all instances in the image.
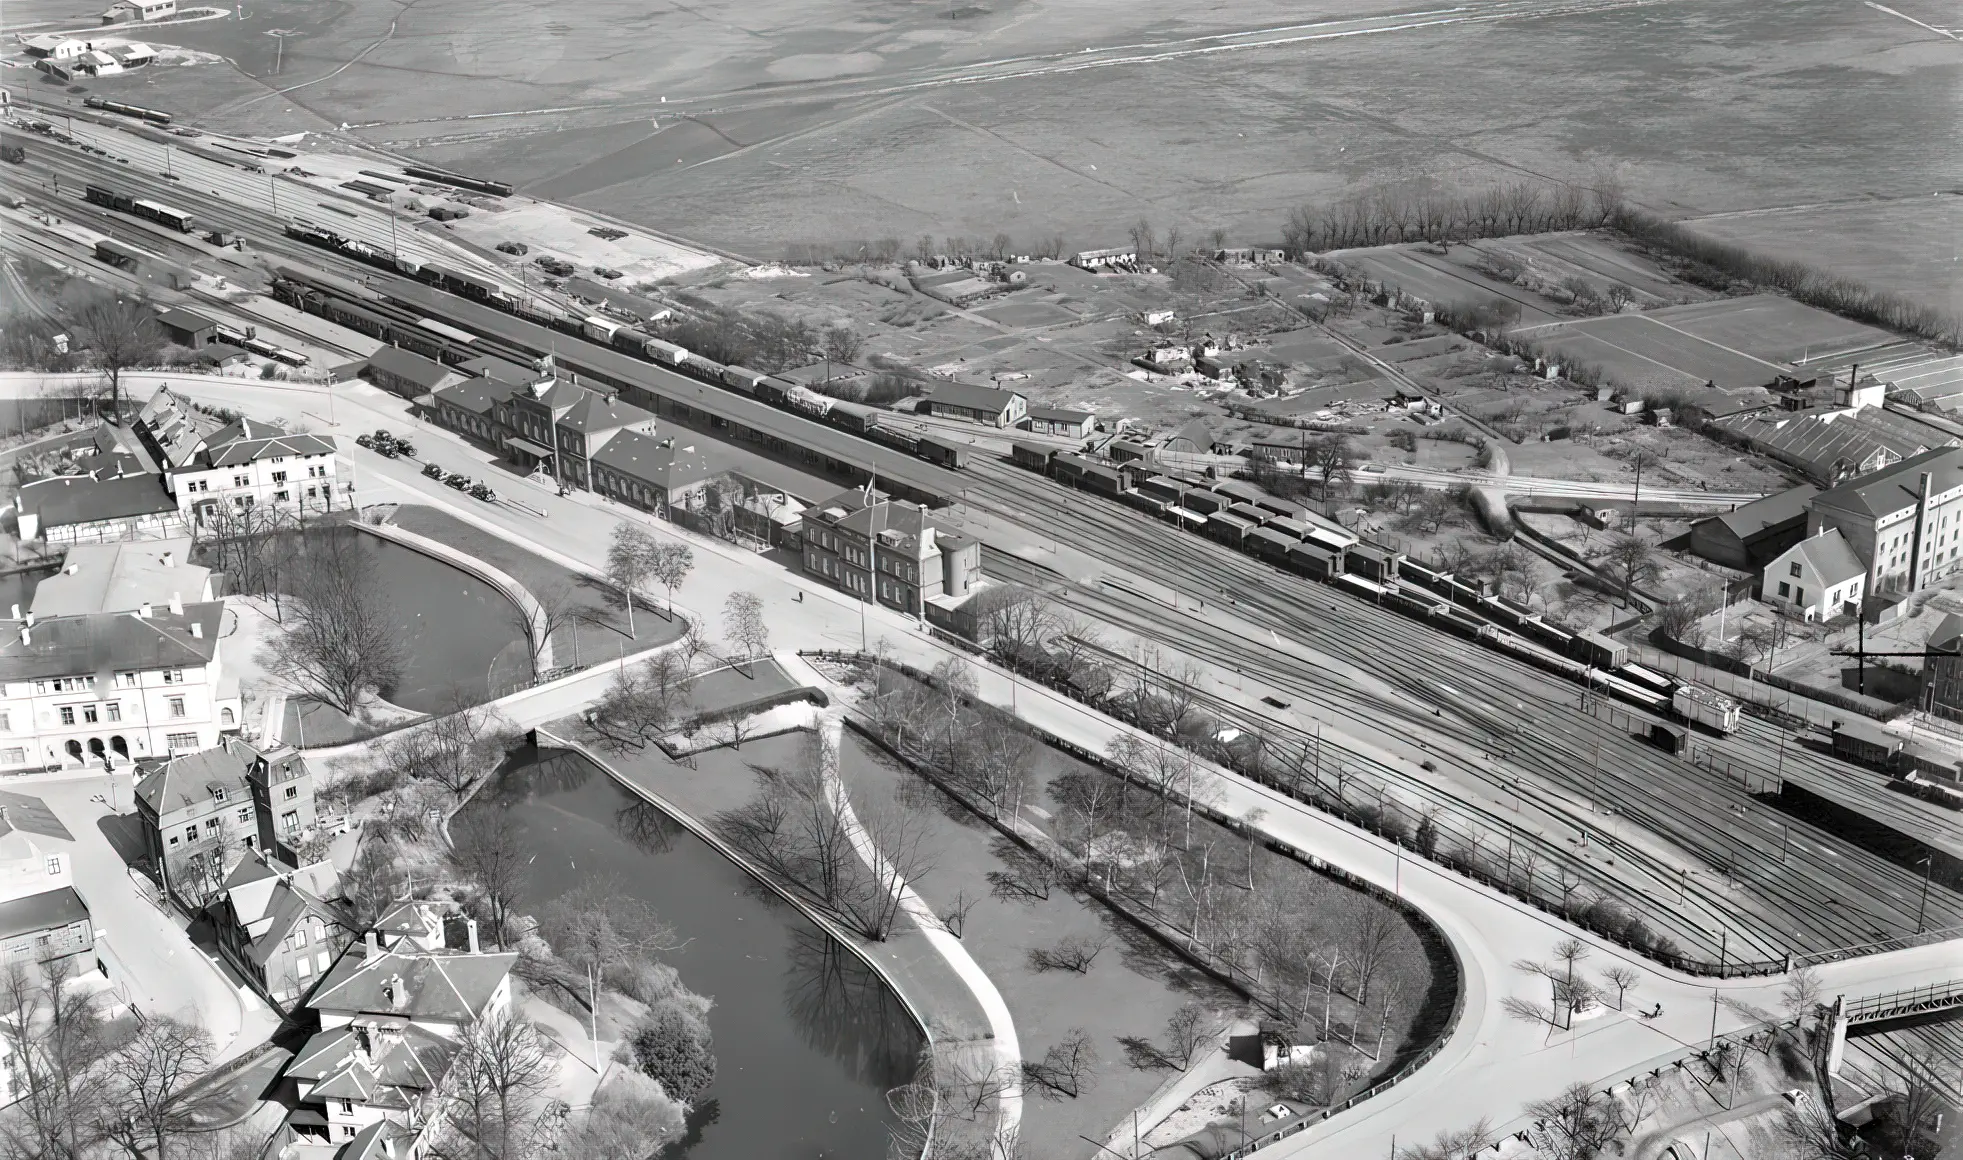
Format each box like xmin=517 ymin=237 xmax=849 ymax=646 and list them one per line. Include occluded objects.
xmin=965 ymin=458 xmax=1963 ymax=960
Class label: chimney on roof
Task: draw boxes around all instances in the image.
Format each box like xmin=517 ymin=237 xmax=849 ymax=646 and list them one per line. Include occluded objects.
xmin=17 ymin=626 xmax=28 ymax=647
xmin=365 ymin=930 xmax=380 ymax=954
xmin=383 ymin=1139 xmax=397 ymax=1160
xmin=138 ymin=602 xmax=151 ymax=619
xmin=190 ymin=622 xmax=203 ymax=639
xmin=23 ymin=612 xmax=34 ymax=628
xmin=169 ymin=592 xmax=183 ymax=616
xmin=65 ymin=563 xmax=79 ymax=576
xmin=8 ymin=605 xmax=16 ymax=621
xmin=162 ymin=550 xmax=174 ymax=568
xmin=466 ymin=918 xmax=479 ymax=954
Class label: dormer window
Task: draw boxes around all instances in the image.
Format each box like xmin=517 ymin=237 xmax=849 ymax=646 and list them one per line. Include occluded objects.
xmin=211 ymin=786 xmax=226 ymax=803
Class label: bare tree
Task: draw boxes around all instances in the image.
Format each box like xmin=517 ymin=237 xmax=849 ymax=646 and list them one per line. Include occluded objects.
xmin=1309 ymin=434 xmax=1358 ymax=501
xmin=437 ymin=1010 xmax=556 ymax=1160
xmin=1345 ymin=901 xmax=1402 ymax=1005
xmin=1781 ymin=965 xmax=1825 ymax=1021
xmin=590 ymin=650 xmax=692 ymax=751
xmin=822 ymin=326 xmax=862 ymax=378
xmin=1029 ymin=933 xmax=1108 ymax=974
xmin=0 ymin=957 xmax=116 ymax=1158
xmin=1023 ymin=1027 xmax=1099 ymax=1099
xmin=1599 ymin=535 xmax=1657 ymax=606
xmin=266 ymin=531 xmax=407 ymax=715
xmin=1523 ymin=1082 xmax=1619 ymax=1160
xmin=446 ymin=810 xmax=527 ymax=949
xmin=937 ymin=888 xmax=980 ymax=938
xmin=516 ymin=583 xmax=582 ymax=681
xmin=606 ymin=523 xmax=661 ymax=639
xmin=1599 ymin=965 xmax=1642 ymax=1010
xmin=99 ymin=1015 xmax=214 ymax=1160
xmin=74 ymin=296 xmax=163 ymax=420
xmin=1161 ymin=1002 xmax=1220 ymax=1069
xmin=386 ymin=695 xmax=517 ymax=800
xmin=1127 ymin=219 xmax=1157 ymax=265
xmin=558 ymin=1069 xmax=686 ymax=1159
xmin=1396 ymin=1119 xmax=1496 ymax=1160
xmin=722 ymin=590 xmax=769 ymax=671
xmin=647 ymin=542 xmax=694 ymax=616
xmin=717 ymin=733 xmax=933 ymax=940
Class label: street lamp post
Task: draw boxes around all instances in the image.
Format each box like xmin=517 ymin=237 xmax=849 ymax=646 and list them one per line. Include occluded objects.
xmin=1916 ymin=854 xmax=1934 ymax=934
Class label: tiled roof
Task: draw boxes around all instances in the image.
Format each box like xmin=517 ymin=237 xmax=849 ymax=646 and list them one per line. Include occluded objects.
xmin=0 ymin=887 xmax=88 ymax=941
xmin=365 ymin=345 xmax=456 ymax=392
xmin=134 ymin=737 xmax=263 ymax=817
xmin=1712 ymin=485 xmax=1818 ymax=540
xmin=17 ymin=474 xmax=178 ymax=530
xmin=0 ymin=791 xmax=72 ymax=843
xmin=558 ymin=390 xmax=654 ymax=435
xmin=30 ymin=537 xmax=208 ymax=617
xmin=0 ymin=601 xmax=222 ymax=684
xmin=1783 ymin=529 xmax=1867 ymax=589
xmin=589 ymin=431 xmax=720 ymax=489
xmin=432 ymin=377 xmax=516 ymax=417
xmin=186 ymin=420 xmax=336 ymax=470
xmin=308 ymin=944 xmax=515 ymax=1024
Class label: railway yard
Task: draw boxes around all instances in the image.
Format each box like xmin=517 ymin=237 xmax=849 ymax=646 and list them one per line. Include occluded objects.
xmin=2 ymin=84 xmax=1961 ymax=1160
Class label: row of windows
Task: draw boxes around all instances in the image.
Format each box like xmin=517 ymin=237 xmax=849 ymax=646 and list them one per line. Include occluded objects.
xmin=30 ymin=670 xmax=183 ymax=695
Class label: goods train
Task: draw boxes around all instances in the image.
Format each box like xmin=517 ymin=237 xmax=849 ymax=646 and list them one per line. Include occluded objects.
xmin=83 ymin=96 xmax=172 ymax=125
xmin=83 ymin=183 xmax=195 ymax=231
xmin=1013 ymin=441 xmax=1742 ymax=738
xmin=269 ymin=245 xmax=974 ymax=473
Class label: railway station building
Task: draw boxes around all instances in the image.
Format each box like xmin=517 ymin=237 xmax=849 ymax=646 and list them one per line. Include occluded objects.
xmin=917 ymin=383 xmax=1027 ymax=428
xmin=799 ymin=488 xmax=984 ymax=627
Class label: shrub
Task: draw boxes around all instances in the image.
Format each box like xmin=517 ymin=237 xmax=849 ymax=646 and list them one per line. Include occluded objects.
xmin=625 ymin=1003 xmax=717 ymax=1105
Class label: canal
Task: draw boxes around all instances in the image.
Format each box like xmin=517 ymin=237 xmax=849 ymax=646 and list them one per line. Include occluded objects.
xmin=473 ymin=743 xmax=924 ymax=1159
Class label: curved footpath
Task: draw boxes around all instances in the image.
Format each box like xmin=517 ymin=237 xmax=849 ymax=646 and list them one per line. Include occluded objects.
xmin=810 ymin=704 xmax=1025 ymax=1151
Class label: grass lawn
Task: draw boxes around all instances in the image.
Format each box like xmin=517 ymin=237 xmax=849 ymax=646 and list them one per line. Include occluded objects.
xmin=389 ymin=504 xmax=686 ymax=673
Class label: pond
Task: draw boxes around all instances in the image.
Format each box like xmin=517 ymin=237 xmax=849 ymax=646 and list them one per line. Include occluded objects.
xmin=473 ymin=745 xmax=924 ymax=1160
xmin=264 ymin=528 xmax=529 ymax=714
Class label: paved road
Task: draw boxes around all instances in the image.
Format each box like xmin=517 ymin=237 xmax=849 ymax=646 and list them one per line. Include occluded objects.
xmin=27 ymin=774 xmax=278 ymax=1063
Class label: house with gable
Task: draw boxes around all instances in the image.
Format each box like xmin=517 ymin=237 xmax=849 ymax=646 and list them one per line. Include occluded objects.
xmin=276 ymin=926 xmax=517 ymax=1150
xmin=134 ymin=737 xmax=314 ymax=907
xmin=210 ymin=848 xmax=351 ymax=1009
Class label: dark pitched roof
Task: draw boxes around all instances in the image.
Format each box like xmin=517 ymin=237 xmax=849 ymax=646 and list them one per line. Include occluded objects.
xmin=17 ymin=473 xmax=177 ymax=529
xmin=0 ymin=791 xmax=75 ymax=843
xmin=1712 ymin=484 xmax=1818 ymax=540
xmin=0 ymin=887 xmax=88 ymax=941
xmin=308 ymin=944 xmax=516 ymax=1023
xmin=432 ymin=376 xmax=517 ymax=417
xmin=1026 ymin=405 xmax=1094 ymax=424
xmin=458 ymin=354 xmax=543 ymax=386
xmin=1813 ymin=446 xmax=1963 ymax=519
xmin=133 ymin=386 xmax=221 ymax=468
xmin=0 ymin=601 xmax=223 ymax=684
xmin=364 ymin=346 xmax=455 ymax=391
xmin=134 ymin=737 xmax=266 ymax=816
xmin=922 ymin=383 xmax=1022 ymax=414
xmin=182 ymin=420 xmax=336 ymax=470
xmin=154 ymin=307 xmax=217 ymax=334
xmin=590 ymin=431 xmax=721 ymax=490
xmin=558 ymin=390 xmax=654 ymax=435
xmin=1781 ymin=529 xmax=1866 ymax=588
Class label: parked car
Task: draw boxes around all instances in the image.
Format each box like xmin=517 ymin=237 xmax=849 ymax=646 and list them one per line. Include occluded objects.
xmin=594 ymin=266 xmax=623 ymax=280
xmin=373 ymin=441 xmax=398 ymax=458
xmin=469 ymin=483 xmax=496 ymax=502
xmin=495 ymin=241 xmax=530 ymax=255
xmin=421 ymin=462 xmax=445 ymax=480
xmin=391 ymin=438 xmax=417 ymax=458
xmin=443 ymin=474 xmax=470 ymax=490
xmin=354 ymin=433 xmax=376 ymax=449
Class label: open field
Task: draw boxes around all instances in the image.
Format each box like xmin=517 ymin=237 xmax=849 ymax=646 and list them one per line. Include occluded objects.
xmin=1681 ymin=196 xmax=1963 ymax=319
xmin=1526 ymin=312 xmax=1784 ymax=392
xmin=9 ymin=0 xmax=1953 ymax=274
xmin=1642 ymin=295 xmax=1901 ymax=366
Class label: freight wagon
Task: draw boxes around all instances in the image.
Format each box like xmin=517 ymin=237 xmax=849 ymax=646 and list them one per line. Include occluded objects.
xmin=1670 ymin=684 xmax=1740 ymax=734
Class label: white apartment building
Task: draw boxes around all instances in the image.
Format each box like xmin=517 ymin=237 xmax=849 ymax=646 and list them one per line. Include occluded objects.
xmin=165 ymin=418 xmax=345 ymax=525
xmin=1808 ymin=446 xmax=1963 ymax=596
xmin=0 ymin=600 xmax=241 ymax=772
